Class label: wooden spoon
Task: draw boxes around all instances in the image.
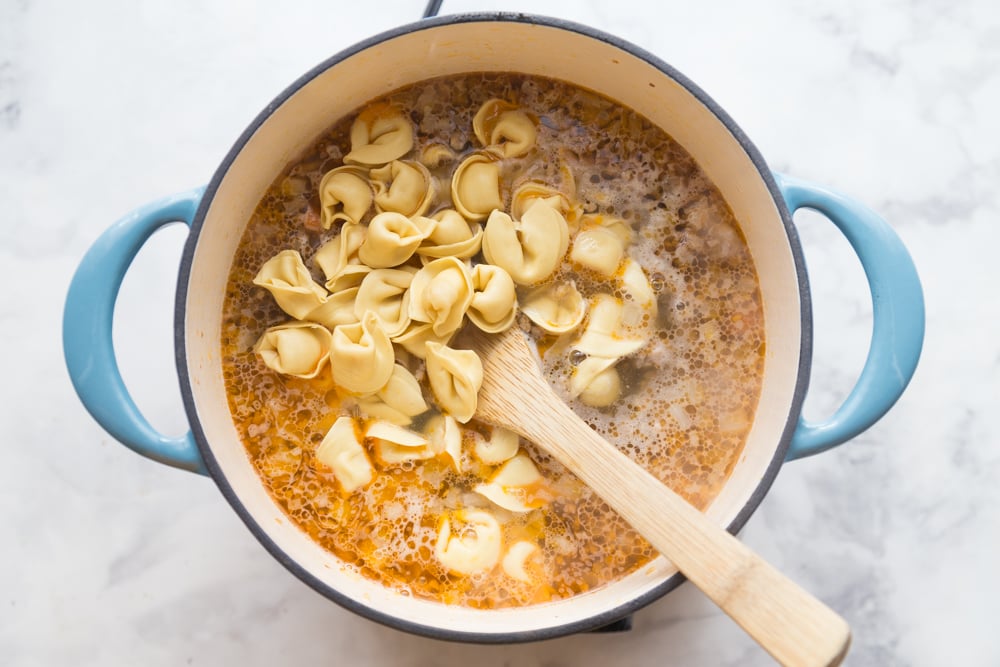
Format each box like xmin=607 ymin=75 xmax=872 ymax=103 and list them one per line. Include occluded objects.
xmin=465 ymin=326 xmax=850 ymax=667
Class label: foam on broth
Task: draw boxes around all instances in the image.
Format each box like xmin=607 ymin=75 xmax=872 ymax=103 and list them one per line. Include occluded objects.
xmin=220 ymin=72 xmax=764 ymax=608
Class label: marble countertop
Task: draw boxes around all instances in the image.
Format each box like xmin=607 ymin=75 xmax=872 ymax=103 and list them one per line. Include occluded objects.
xmin=3 ymin=0 xmax=997 ymax=664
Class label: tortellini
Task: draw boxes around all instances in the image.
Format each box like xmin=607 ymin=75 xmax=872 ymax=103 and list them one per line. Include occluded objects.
xmin=520 ymin=281 xmax=586 ymax=334
xmin=316 ymin=417 xmax=374 ymax=493
xmin=570 ymin=226 xmax=625 ymax=276
xmin=354 ymin=364 xmax=427 ymax=426
xmin=248 ymin=93 xmax=681 ymax=585
xmin=392 ymin=322 xmax=454 ymax=359
xmin=408 ymin=257 xmax=474 ymax=337
xmin=618 ymin=261 xmax=658 ymax=337
xmin=425 ymin=209 xmax=476 ymax=244
xmin=451 ymin=153 xmax=503 ymax=221
xmin=417 ymin=209 xmax=483 ymax=260
xmin=253 ymin=250 xmax=328 ymax=320
xmin=621 ymin=257 xmax=657 ymax=313
xmin=367 ymin=420 xmax=427 ymax=447
xmin=318 ymin=165 xmax=372 ymax=228
xmin=474 ymin=451 xmax=548 ymax=513
xmin=354 ymin=267 xmax=415 ymax=338
xmin=570 ymin=356 xmax=622 ymax=408
xmin=467 ymin=264 xmax=517 ymax=333
xmin=425 ymin=342 xmax=483 ymax=423
xmin=420 ymin=142 xmax=458 ymax=168
xmin=510 ymin=181 xmax=574 ymax=221
xmin=254 ymin=95 xmax=667 ymax=430
xmin=254 ymin=321 xmax=332 ymax=379
xmin=574 ymin=293 xmax=646 ymax=358
xmin=580 ymin=213 xmax=633 ymax=248
xmin=502 ymin=541 xmax=540 ymax=583
xmin=313 ymin=223 xmax=369 ymax=292
xmin=329 ymin=312 xmax=395 ymax=395
xmin=368 ymin=419 xmax=435 ymax=466
xmin=302 ymin=286 xmax=361 ymax=330
xmin=371 ymin=160 xmax=435 ymax=218
xmin=435 ymin=509 xmax=502 ymax=575
xmin=344 ymin=103 xmax=414 ymax=166
xmin=482 ymin=205 xmax=569 ymax=285
xmin=472 ymin=427 xmax=520 ymax=465
xmin=566 ymin=264 xmax=656 ymax=408
xmin=425 ymin=413 xmax=462 ymax=472
xmin=358 ymin=211 xmax=434 ymax=268
xmin=473 ymin=99 xmax=537 ymax=158
xmin=326 ymin=264 xmax=372 ymax=294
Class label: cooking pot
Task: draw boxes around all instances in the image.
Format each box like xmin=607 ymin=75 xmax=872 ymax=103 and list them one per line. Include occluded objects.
xmin=63 ymin=13 xmax=924 ymax=642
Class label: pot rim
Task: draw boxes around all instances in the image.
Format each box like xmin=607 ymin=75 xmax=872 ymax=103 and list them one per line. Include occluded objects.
xmin=175 ymin=11 xmax=812 ymax=643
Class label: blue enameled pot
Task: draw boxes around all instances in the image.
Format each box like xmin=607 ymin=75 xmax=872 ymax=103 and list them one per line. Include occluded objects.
xmin=63 ymin=13 xmax=924 ymax=643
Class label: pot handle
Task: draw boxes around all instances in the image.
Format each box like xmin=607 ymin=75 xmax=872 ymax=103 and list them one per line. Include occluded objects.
xmin=774 ymin=173 xmax=924 ymax=460
xmin=63 ymin=188 xmax=208 ymax=475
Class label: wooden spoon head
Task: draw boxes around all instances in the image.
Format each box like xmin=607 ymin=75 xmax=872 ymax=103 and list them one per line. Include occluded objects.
xmin=459 ymin=325 xmax=553 ymax=436
xmin=461 ymin=325 xmax=851 ymax=667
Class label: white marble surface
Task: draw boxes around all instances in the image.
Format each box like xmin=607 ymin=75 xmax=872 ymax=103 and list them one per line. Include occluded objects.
xmin=2 ymin=0 xmax=998 ymax=664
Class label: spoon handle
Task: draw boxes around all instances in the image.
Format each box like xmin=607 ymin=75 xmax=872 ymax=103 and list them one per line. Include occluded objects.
xmin=517 ymin=396 xmax=850 ymax=667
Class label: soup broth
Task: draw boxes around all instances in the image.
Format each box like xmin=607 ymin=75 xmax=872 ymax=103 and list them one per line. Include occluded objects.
xmin=220 ymin=72 xmax=764 ymax=608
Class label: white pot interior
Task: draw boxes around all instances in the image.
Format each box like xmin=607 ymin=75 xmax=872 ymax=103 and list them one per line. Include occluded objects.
xmin=182 ymin=16 xmax=803 ymax=637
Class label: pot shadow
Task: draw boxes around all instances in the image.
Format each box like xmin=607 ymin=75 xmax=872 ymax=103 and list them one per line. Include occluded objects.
xmin=297 ymin=581 xmax=761 ymax=667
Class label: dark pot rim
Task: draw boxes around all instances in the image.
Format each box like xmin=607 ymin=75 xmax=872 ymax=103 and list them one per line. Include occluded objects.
xmin=175 ymin=11 xmax=812 ymax=644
